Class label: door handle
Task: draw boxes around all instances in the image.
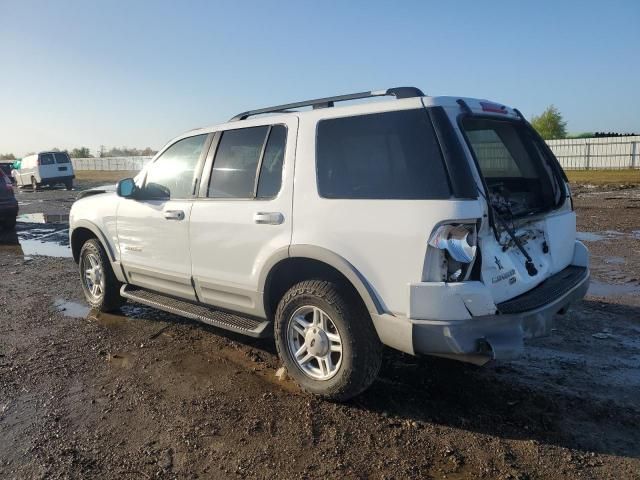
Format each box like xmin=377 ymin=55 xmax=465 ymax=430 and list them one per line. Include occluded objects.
xmin=254 ymin=212 xmax=284 ymax=225
xmin=164 ymin=210 xmax=185 ymax=221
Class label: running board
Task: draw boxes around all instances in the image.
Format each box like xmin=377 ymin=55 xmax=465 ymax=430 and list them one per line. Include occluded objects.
xmin=120 ymin=285 xmax=271 ymax=338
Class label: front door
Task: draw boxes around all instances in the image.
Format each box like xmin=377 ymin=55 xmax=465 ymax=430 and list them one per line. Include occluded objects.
xmin=117 ymin=133 xmax=210 ymax=300
xmin=189 ymin=117 xmax=297 ymax=317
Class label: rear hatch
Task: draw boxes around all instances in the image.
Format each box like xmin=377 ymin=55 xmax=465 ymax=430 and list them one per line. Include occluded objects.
xmin=460 ymin=109 xmax=575 ymax=304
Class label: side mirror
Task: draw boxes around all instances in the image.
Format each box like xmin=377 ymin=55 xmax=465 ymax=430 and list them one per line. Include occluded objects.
xmin=117 ymin=178 xmax=137 ymax=198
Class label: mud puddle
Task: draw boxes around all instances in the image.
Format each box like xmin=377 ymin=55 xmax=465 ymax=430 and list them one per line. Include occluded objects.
xmin=53 ymin=296 xmax=299 ymax=393
xmin=588 ymin=279 xmax=640 ymax=297
xmin=53 ymin=298 xmax=91 ymax=318
xmin=17 ymin=212 xmax=69 ymax=224
xmin=0 ymin=212 xmax=71 ymax=257
xmin=106 ymin=352 xmax=133 ymax=368
xmin=604 ymin=256 xmax=625 ymax=265
xmin=577 ymin=230 xmax=625 ymax=242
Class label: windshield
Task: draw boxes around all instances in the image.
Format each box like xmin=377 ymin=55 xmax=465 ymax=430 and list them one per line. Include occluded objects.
xmin=462 ymin=117 xmax=562 ymax=217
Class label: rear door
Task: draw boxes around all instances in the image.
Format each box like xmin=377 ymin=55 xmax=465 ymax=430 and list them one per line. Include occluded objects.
xmin=117 ymin=134 xmax=211 ymax=300
xmin=189 ymin=117 xmax=297 ymax=317
xmin=53 ymin=152 xmax=73 ymax=177
xmin=37 ymin=153 xmax=58 ymax=181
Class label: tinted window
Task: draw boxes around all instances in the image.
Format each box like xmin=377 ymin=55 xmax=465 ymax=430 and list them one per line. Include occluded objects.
xmin=463 ymin=119 xmax=541 ymax=179
xmin=145 ymin=134 xmax=207 ymax=199
xmin=39 ymin=153 xmax=55 ymax=166
xmin=257 ymin=125 xmax=287 ymax=198
xmin=54 ymin=152 xmax=70 ymax=164
xmin=208 ymin=126 xmax=268 ymax=198
xmin=316 ymin=109 xmax=450 ymax=199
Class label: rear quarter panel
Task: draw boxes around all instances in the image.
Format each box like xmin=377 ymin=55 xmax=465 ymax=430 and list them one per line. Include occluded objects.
xmin=292 ymin=103 xmax=484 ymax=316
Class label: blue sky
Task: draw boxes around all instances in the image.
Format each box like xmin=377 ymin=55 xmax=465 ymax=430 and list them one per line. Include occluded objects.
xmin=1 ymin=0 xmax=638 ymax=156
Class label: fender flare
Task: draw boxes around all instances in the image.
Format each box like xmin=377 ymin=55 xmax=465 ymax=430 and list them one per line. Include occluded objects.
xmin=258 ymin=244 xmax=385 ymax=316
xmin=70 ymin=219 xmax=117 ymax=262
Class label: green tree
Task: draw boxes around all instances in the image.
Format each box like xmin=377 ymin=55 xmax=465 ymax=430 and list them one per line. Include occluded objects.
xmin=70 ymin=147 xmax=92 ymax=158
xmin=530 ymin=105 xmax=567 ymax=140
xmin=0 ymin=153 xmax=16 ymax=160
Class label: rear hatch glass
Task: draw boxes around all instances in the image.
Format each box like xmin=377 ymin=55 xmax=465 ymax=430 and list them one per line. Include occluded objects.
xmin=462 ymin=118 xmax=562 ymax=217
xmin=54 ymin=152 xmax=71 ymax=164
xmin=39 ymin=153 xmax=55 ymax=165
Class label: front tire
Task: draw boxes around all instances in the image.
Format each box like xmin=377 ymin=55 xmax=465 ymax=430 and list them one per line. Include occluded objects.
xmin=274 ymin=280 xmax=383 ymax=401
xmin=31 ymin=176 xmax=38 ymax=191
xmin=79 ymin=239 xmax=125 ymax=312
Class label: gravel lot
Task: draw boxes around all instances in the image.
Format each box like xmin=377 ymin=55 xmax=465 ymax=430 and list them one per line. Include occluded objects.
xmin=1 ymin=179 xmax=639 ymax=479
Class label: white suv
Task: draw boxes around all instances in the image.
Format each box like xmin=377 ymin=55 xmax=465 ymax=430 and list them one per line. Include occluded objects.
xmin=69 ymin=87 xmax=590 ymax=400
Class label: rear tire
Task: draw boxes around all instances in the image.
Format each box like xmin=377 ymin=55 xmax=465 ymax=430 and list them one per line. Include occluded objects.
xmin=31 ymin=176 xmax=37 ymax=191
xmin=79 ymin=239 xmax=125 ymax=312
xmin=274 ymin=280 xmax=383 ymax=401
xmin=64 ymin=179 xmax=73 ymax=191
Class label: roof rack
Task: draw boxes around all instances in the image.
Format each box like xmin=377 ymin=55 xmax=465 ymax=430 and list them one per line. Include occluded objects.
xmin=229 ymin=86 xmax=425 ymax=121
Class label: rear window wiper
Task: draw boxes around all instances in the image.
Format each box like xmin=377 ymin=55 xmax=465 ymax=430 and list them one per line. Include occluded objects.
xmin=480 ymin=188 xmax=538 ymax=277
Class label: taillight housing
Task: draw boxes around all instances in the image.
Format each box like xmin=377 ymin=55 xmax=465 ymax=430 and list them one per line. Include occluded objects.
xmin=426 ymin=223 xmax=479 ymax=282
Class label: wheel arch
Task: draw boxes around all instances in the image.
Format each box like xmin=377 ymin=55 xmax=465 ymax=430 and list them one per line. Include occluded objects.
xmin=70 ymin=220 xmax=116 ymax=264
xmin=261 ymin=245 xmax=384 ymax=321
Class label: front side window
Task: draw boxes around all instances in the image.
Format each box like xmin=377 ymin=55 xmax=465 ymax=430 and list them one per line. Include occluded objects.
xmin=316 ymin=109 xmax=451 ymax=199
xmin=145 ymin=134 xmax=207 ymax=199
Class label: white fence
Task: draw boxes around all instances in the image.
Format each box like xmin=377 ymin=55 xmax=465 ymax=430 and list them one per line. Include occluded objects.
xmin=70 ymin=137 xmax=640 ymax=172
xmin=547 ymin=136 xmax=640 ymax=170
xmin=72 ymin=156 xmax=153 ymax=171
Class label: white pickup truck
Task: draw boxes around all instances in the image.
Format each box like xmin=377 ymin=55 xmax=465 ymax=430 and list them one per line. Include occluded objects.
xmin=69 ymin=87 xmax=589 ymax=400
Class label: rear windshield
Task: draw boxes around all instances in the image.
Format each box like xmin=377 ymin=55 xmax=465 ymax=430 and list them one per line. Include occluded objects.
xmin=54 ymin=152 xmax=70 ymax=164
xmin=39 ymin=153 xmax=55 ymax=165
xmin=462 ymin=117 xmax=561 ymax=215
xmin=316 ymin=109 xmax=451 ymax=199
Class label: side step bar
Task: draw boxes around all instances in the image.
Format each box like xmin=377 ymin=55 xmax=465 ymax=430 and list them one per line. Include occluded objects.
xmin=120 ymin=285 xmax=271 ymax=338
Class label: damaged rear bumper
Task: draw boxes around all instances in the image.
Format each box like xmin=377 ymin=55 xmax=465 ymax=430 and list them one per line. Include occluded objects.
xmin=410 ymin=265 xmax=589 ymax=364
xmin=370 ymin=262 xmax=590 ymax=365
xmin=369 ymin=241 xmax=591 ymax=364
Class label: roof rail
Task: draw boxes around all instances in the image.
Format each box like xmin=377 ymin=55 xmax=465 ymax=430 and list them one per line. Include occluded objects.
xmin=229 ymin=86 xmax=425 ymax=121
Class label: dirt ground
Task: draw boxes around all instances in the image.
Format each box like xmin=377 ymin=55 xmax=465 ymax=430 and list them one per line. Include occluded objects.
xmin=1 ymin=177 xmax=639 ymax=479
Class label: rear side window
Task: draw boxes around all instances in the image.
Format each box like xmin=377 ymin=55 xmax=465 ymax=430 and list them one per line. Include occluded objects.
xmin=208 ymin=126 xmax=268 ymax=198
xmin=54 ymin=152 xmax=70 ymax=164
xmin=257 ymin=125 xmax=287 ymax=199
xmin=39 ymin=153 xmax=55 ymax=166
xmin=316 ymin=109 xmax=451 ymax=199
